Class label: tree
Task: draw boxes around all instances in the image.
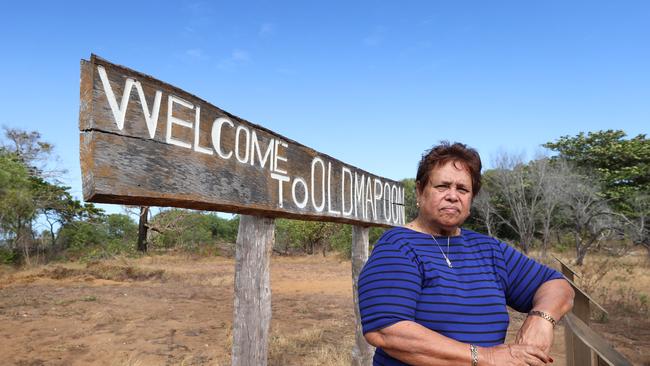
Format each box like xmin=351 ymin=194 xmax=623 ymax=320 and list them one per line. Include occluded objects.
xmin=401 ymin=178 xmax=418 ymax=223
xmin=2 ymin=127 xmax=60 ymax=179
xmin=618 ymin=192 xmax=650 ymax=257
xmin=1 ymin=127 xmax=104 ymax=263
xmin=275 ymin=219 xmax=338 ymax=255
xmin=484 ymin=151 xmax=547 ymax=253
xmin=137 ymin=206 xmax=149 ymax=252
xmin=558 ymin=170 xmax=617 ymax=265
xmin=148 ymin=209 xmax=213 ymax=252
xmin=544 ymin=130 xmax=650 ymax=213
xmin=532 ymin=158 xmax=567 ymax=258
xmin=472 ymin=189 xmax=498 ymax=237
xmin=545 ymin=130 xmax=650 ymax=256
xmin=0 ymin=150 xmax=35 ymax=262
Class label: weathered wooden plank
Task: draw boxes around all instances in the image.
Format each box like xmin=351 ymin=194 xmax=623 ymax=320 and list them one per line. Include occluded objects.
xmin=351 ymin=226 xmax=374 ymax=366
xmin=552 ymin=254 xmax=581 ymax=281
xmin=564 ymin=276 xmax=609 ymax=318
xmin=79 ymin=55 xmax=405 ymax=227
xmin=232 ymin=215 xmax=275 ymax=366
xmin=565 ymin=323 xmax=575 ymax=366
xmin=564 ymin=313 xmax=633 ymax=366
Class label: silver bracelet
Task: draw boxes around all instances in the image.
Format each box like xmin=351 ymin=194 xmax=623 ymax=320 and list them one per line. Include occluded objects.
xmin=470 ymin=344 xmax=478 ymax=366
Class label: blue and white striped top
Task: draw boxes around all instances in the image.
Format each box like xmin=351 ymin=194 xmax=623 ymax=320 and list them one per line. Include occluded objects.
xmin=358 ymin=226 xmax=563 ymax=366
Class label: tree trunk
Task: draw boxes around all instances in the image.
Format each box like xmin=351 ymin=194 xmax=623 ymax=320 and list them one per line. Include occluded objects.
xmin=575 ymin=232 xmax=588 ymax=266
xmin=232 ymin=215 xmax=275 ymax=366
xmin=351 ymin=226 xmax=374 ymax=365
xmin=137 ymin=206 xmax=149 ymax=252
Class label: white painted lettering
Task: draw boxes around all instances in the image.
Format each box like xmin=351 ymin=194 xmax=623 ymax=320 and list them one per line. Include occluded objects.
xmin=193 ymin=106 xmax=212 ymax=155
xmin=250 ymin=131 xmax=273 ymax=169
xmin=274 ymin=140 xmax=288 ymax=174
xmin=97 ymin=65 xmax=135 ymax=131
xmin=327 ymin=162 xmax=341 ymax=214
xmin=374 ymin=178 xmax=383 ymax=220
xmin=292 ymin=177 xmax=309 ymax=209
xmin=391 ymin=184 xmax=399 ymax=224
xmin=166 ymin=95 xmax=193 ymax=149
xmin=98 ymin=65 xmax=162 ymax=138
xmin=341 ymin=167 xmax=353 ymax=216
xmin=400 ymin=186 xmax=405 ymax=224
xmin=311 ymin=157 xmax=326 ymax=212
xmin=234 ymin=125 xmax=251 ymax=163
xmin=270 ymin=173 xmax=290 ymax=208
xmin=365 ymin=176 xmax=375 ymax=220
xmin=211 ymin=117 xmax=234 ymax=159
xmin=354 ymin=172 xmax=366 ymax=219
xmin=383 ymin=182 xmax=392 ymax=222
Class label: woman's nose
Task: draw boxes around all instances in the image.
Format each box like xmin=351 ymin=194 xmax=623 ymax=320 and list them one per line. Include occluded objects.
xmin=445 ymin=189 xmax=459 ymax=201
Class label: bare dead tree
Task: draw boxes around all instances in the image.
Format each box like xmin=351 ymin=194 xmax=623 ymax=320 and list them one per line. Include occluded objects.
xmin=558 ymin=171 xmax=615 ymax=265
xmin=487 ymin=151 xmax=546 ymax=253
xmin=535 ymin=159 xmax=567 ymax=258
xmin=614 ymin=192 xmax=650 ymax=258
xmin=472 ymin=190 xmax=497 ymax=237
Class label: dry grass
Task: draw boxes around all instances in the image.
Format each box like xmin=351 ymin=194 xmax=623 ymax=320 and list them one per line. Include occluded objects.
xmin=268 ymin=327 xmax=352 ymax=366
xmin=571 ymin=253 xmax=650 ymax=317
xmin=2 ymin=252 xmax=648 ymax=365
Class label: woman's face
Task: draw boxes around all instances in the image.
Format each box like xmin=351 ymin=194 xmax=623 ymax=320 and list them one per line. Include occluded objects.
xmin=417 ymin=160 xmax=473 ymax=233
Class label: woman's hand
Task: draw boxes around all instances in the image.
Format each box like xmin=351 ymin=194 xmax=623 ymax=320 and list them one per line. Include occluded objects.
xmin=483 ymin=344 xmax=552 ymax=366
xmin=515 ymin=314 xmax=555 ymax=354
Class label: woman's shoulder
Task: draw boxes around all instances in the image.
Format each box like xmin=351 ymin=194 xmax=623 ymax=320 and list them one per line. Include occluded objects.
xmin=460 ymin=228 xmax=503 ymax=249
xmin=376 ymin=226 xmax=419 ymax=245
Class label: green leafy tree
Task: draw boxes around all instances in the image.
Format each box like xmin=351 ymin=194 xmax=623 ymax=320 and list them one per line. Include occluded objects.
xmin=1 ymin=127 xmax=105 ymax=263
xmin=0 ymin=151 xmax=35 ymax=262
xmin=149 ymin=209 xmax=213 ymax=252
xmin=401 ymin=178 xmax=417 ymax=223
xmin=204 ymin=213 xmax=239 ymax=243
xmin=545 ymin=130 xmax=650 ymax=257
xmin=106 ymin=214 xmax=138 ymax=241
xmin=544 ymin=130 xmax=650 ymax=212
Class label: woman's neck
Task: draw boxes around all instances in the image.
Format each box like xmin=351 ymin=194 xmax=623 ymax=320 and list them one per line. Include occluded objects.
xmin=405 ymin=217 xmax=460 ymax=237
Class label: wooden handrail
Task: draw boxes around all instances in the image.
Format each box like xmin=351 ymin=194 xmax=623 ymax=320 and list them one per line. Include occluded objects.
xmin=563 ymin=276 xmax=609 ymax=317
xmin=563 ymin=313 xmax=632 ymax=366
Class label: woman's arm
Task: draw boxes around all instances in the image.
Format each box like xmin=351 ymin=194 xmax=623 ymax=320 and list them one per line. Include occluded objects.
xmin=515 ymin=278 xmax=575 ymax=353
xmin=366 ymin=320 xmax=552 ymax=366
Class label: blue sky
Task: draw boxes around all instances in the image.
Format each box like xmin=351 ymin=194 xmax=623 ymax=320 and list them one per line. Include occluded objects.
xmin=0 ymin=1 xmax=648 ymax=214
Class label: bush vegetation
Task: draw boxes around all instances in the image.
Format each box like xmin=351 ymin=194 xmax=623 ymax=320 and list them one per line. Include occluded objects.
xmin=0 ymin=127 xmax=647 ymax=265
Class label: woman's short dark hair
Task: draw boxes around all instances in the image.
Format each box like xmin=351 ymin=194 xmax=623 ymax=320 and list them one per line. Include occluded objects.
xmin=416 ymin=141 xmax=482 ymax=197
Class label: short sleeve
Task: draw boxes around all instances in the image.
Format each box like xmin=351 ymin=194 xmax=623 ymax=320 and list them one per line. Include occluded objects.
xmin=357 ymin=237 xmax=422 ymax=334
xmin=496 ymin=241 xmax=564 ymax=313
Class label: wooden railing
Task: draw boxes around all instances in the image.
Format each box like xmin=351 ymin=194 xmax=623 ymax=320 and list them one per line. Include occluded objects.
xmin=553 ymin=256 xmax=632 ymax=366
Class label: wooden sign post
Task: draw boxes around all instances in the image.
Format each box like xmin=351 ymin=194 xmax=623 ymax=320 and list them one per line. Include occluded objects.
xmin=79 ymin=55 xmax=404 ymax=366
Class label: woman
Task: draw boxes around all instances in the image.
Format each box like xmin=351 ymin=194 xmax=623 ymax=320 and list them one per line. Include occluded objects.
xmin=358 ymin=142 xmax=574 ymax=366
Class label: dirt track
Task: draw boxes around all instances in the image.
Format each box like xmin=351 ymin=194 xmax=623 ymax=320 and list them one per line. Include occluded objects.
xmin=0 ymin=255 xmax=647 ymax=365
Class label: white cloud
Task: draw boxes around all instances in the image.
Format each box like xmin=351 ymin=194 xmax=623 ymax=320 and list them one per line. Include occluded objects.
xmin=217 ymin=49 xmax=252 ymax=70
xmin=231 ymin=49 xmax=250 ymax=62
xmin=259 ymin=23 xmax=275 ymax=37
xmin=363 ymin=26 xmax=386 ymax=47
xmin=185 ymin=48 xmax=206 ymax=59
xmin=363 ymin=35 xmax=382 ymax=46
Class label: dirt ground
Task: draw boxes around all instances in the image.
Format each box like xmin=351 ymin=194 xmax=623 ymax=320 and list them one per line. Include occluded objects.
xmin=0 ymin=254 xmax=648 ymax=366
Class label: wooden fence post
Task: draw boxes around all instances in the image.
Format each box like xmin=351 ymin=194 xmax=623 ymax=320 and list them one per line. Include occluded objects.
xmin=232 ymin=215 xmax=275 ymax=366
xmin=351 ymin=225 xmax=374 ymax=366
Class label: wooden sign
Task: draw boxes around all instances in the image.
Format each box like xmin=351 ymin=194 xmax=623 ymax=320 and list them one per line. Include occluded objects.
xmin=79 ymin=55 xmax=405 ymax=227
